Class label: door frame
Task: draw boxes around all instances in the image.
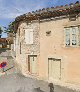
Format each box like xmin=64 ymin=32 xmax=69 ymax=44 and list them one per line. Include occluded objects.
xmin=28 ymin=55 xmax=37 ymax=73
xmin=48 ymin=58 xmax=61 ymax=80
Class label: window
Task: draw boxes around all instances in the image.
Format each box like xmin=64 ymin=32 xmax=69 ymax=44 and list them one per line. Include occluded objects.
xmin=65 ymin=28 xmax=70 ymax=46
xmin=20 ymin=42 xmax=21 ymax=54
xmin=25 ymin=29 xmax=33 ymax=44
xmin=65 ymin=27 xmax=79 ymax=47
xmin=19 ymin=28 xmax=20 ymax=36
xmin=72 ymin=28 xmax=77 ymax=45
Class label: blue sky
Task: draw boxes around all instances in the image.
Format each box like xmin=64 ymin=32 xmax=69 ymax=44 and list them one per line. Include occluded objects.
xmin=0 ymin=0 xmax=80 ymax=37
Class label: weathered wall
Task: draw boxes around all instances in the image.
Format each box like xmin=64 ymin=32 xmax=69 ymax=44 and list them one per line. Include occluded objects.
xmin=39 ymin=17 xmax=80 ymax=84
xmin=15 ymin=21 xmax=40 ymax=75
xmin=15 ymin=16 xmax=80 ymax=85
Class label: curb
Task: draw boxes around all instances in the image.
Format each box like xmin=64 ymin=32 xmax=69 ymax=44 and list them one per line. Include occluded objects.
xmin=23 ymin=73 xmax=80 ymax=92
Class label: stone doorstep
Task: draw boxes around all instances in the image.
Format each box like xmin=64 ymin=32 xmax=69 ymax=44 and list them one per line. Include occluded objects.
xmin=23 ymin=72 xmax=39 ymax=79
xmin=23 ymin=73 xmax=80 ymax=92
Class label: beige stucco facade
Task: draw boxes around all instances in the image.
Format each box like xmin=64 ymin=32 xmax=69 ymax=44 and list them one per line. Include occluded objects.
xmin=38 ymin=17 xmax=80 ymax=85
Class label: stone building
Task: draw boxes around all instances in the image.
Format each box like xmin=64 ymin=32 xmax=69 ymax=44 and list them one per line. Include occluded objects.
xmin=14 ymin=1 xmax=80 ymax=85
xmin=14 ymin=22 xmax=40 ymax=75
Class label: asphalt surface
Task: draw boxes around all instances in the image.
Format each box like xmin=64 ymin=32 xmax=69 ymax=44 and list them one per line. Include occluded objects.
xmin=0 ymin=73 xmax=78 ymax=92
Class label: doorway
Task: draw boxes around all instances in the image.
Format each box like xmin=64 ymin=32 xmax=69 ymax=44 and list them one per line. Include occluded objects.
xmin=48 ymin=58 xmax=61 ymax=80
xmin=28 ymin=55 xmax=37 ymax=74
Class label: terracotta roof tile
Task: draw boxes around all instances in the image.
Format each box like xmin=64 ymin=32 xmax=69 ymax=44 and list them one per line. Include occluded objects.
xmin=15 ymin=1 xmax=80 ymax=22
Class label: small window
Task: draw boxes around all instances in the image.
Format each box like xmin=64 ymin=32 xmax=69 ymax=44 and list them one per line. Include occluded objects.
xmin=65 ymin=27 xmax=79 ymax=47
xmin=20 ymin=42 xmax=21 ymax=54
xmin=25 ymin=29 xmax=33 ymax=44
xmin=19 ymin=28 xmax=20 ymax=36
xmin=65 ymin=29 xmax=70 ymax=46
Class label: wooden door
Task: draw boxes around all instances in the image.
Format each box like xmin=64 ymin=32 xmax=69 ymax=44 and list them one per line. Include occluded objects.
xmin=48 ymin=58 xmax=61 ymax=80
xmin=28 ymin=55 xmax=37 ymax=74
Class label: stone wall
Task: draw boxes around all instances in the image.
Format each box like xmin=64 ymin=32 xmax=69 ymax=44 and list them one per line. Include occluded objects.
xmin=15 ymin=21 xmax=40 ymax=74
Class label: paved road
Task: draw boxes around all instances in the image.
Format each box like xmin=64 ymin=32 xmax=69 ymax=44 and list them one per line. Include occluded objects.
xmin=0 ymin=73 xmax=78 ymax=92
xmin=0 ymin=48 xmax=15 ymax=74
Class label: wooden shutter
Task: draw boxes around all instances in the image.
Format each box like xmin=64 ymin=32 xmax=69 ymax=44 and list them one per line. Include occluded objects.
xmin=29 ymin=29 xmax=33 ymax=44
xmin=25 ymin=29 xmax=30 ymax=44
xmin=25 ymin=29 xmax=33 ymax=44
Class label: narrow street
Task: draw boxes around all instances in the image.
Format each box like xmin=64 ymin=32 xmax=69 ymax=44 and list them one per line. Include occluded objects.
xmin=0 ymin=48 xmax=16 ymax=75
xmin=0 ymin=73 xmax=78 ymax=92
xmin=0 ymin=48 xmax=79 ymax=92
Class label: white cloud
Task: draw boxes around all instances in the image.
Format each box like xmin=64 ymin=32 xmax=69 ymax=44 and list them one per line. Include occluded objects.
xmin=0 ymin=0 xmax=59 ymax=19
xmin=0 ymin=0 xmax=78 ymax=19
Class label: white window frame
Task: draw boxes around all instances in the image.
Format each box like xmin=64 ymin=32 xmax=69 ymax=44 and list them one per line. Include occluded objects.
xmin=25 ymin=29 xmax=33 ymax=44
xmin=64 ymin=26 xmax=79 ymax=47
xmin=65 ymin=28 xmax=71 ymax=46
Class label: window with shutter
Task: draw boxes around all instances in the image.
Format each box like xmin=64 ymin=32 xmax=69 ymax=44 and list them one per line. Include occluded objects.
xmin=25 ymin=29 xmax=33 ymax=44
xmin=29 ymin=30 xmax=33 ymax=44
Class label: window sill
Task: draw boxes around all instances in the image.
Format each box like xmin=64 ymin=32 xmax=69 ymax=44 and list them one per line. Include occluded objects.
xmin=64 ymin=46 xmax=80 ymax=48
